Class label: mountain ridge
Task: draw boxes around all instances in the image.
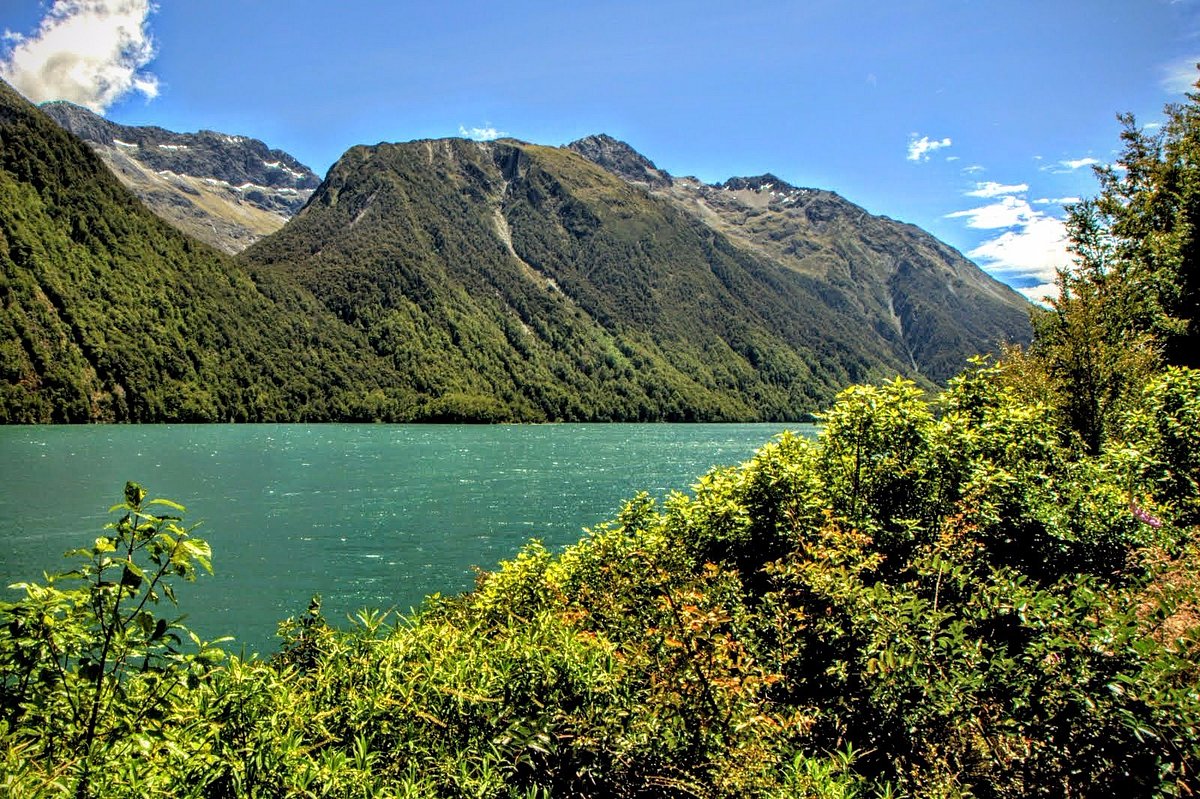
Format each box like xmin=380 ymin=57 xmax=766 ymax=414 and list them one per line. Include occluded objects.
xmin=4 ymin=81 xmax=1032 ymax=422
xmin=244 ymin=134 xmax=1025 ymax=414
xmin=566 ymin=134 xmax=1031 ymax=381
xmin=40 ymin=101 xmax=319 ymax=253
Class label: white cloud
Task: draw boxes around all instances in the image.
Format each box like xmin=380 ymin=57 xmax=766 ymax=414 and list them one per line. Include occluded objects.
xmin=907 ymin=133 xmax=952 ymax=162
xmin=947 ymin=195 xmax=1039 ymax=229
xmin=1034 ymin=196 xmax=1080 ymax=206
xmin=962 ymin=164 xmax=985 ymax=175
xmin=1038 ymin=156 xmax=1100 ymax=175
xmin=965 ymin=181 xmax=1029 ymax=198
xmin=1058 ymin=157 xmax=1099 ymax=171
xmin=459 ymin=125 xmax=506 ymax=141
xmin=966 ymin=215 xmax=1069 ymax=304
xmin=1162 ymin=54 xmax=1200 ymax=94
xmin=947 ymin=179 xmax=1070 ymax=304
xmin=0 ymin=0 xmax=157 ymax=113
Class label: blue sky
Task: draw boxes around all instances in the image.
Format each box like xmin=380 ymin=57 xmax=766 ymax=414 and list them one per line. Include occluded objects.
xmin=2 ymin=1 xmax=1197 ymax=301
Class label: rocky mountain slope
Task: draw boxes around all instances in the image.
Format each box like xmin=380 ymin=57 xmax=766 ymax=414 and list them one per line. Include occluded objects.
xmin=40 ymin=101 xmax=319 ymax=253
xmin=0 ymin=81 xmax=404 ymax=422
xmin=568 ymin=135 xmax=1032 ymax=382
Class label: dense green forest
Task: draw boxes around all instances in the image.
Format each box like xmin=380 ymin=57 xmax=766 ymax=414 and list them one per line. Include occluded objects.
xmin=2 ymin=89 xmax=1199 ymax=796
xmin=0 ymin=80 xmax=417 ymax=423
xmin=244 ymin=136 xmax=1025 ymax=422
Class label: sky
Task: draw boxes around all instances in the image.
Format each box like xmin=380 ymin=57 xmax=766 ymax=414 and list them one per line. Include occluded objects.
xmin=1 ymin=1 xmax=1197 ymax=303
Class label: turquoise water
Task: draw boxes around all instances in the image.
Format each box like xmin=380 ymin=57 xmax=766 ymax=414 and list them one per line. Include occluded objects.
xmin=0 ymin=424 xmax=812 ymax=653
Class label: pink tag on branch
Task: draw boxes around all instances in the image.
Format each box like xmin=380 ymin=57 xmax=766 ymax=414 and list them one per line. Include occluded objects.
xmin=1130 ymin=502 xmax=1163 ymax=528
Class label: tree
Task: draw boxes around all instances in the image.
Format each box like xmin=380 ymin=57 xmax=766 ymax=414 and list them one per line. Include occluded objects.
xmin=1027 ymin=72 xmax=1200 ymax=452
xmin=1067 ymin=76 xmax=1200 ymax=365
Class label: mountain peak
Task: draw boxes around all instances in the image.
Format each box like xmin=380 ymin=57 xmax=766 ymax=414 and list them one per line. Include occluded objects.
xmin=39 ymin=100 xmax=320 ymax=253
xmin=40 ymin=101 xmax=319 ymax=191
xmin=36 ymin=100 xmax=116 ymax=142
xmin=566 ymin=134 xmax=672 ymax=188
xmin=720 ymin=174 xmax=803 ymax=194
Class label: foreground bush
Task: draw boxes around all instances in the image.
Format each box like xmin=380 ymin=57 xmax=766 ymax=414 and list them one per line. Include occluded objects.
xmin=3 ymin=364 xmax=1199 ymax=797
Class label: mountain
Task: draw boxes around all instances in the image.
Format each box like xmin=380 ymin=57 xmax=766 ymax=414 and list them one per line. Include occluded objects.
xmin=565 ymin=132 xmax=673 ymax=189
xmin=567 ymin=135 xmax=1032 ymax=383
xmin=0 ymin=80 xmax=408 ymax=422
xmin=3 ymin=78 xmax=1032 ymax=423
xmin=40 ymin=101 xmax=319 ymax=254
xmin=245 ymin=136 xmax=1028 ymax=419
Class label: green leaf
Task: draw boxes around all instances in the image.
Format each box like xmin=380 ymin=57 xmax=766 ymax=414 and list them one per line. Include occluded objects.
xmin=120 ymin=565 xmax=144 ymax=590
xmin=124 ymin=481 xmax=147 ymax=508
xmin=151 ymin=618 xmax=167 ymax=641
xmin=135 ymin=611 xmax=155 ymax=634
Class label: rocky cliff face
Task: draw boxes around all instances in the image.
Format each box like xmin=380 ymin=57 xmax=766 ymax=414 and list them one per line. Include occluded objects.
xmin=40 ymin=102 xmax=320 ymax=253
xmin=566 ymin=133 xmax=673 ymax=188
xmin=568 ymin=136 xmax=1032 ymax=382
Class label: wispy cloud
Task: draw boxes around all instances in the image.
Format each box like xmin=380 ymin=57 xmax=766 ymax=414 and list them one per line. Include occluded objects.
xmin=459 ymin=124 xmax=507 ymax=141
xmin=1058 ymin=157 xmax=1098 ymax=171
xmin=907 ymin=133 xmax=952 ymax=162
xmin=965 ymin=181 xmax=1029 ymax=198
xmin=947 ymin=195 xmax=1040 ymax=229
xmin=947 ymin=180 xmax=1069 ymax=304
xmin=0 ymin=0 xmax=158 ymax=114
xmin=1034 ymin=196 xmax=1080 ymax=206
xmin=1162 ymin=54 xmax=1200 ymax=94
xmin=1036 ymin=156 xmax=1100 ymax=176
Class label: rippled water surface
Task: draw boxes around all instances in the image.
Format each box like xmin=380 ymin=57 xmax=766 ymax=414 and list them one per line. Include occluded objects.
xmin=0 ymin=423 xmax=813 ymax=652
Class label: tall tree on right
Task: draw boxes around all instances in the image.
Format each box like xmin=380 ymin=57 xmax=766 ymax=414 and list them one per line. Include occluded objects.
xmin=1031 ymin=73 xmax=1200 ymax=453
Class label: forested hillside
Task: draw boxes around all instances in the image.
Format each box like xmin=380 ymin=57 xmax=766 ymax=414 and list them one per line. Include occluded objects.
xmin=246 ymin=137 xmax=1026 ymax=421
xmin=3 ymin=77 xmax=1034 ymax=423
xmin=0 ymin=80 xmax=409 ymax=422
xmin=246 ymin=138 xmax=898 ymax=421
xmin=568 ymin=135 xmax=1032 ymax=383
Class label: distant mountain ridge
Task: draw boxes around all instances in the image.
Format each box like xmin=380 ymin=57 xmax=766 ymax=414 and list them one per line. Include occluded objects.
xmin=40 ymin=102 xmax=319 ymax=253
xmin=567 ymin=134 xmax=1031 ymax=382
xmin=37 ymin=110 xmax=1031 ymax=383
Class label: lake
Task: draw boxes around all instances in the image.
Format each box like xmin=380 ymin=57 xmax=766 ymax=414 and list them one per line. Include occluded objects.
xmin=0 ymin=423 xmax=812 ymax=653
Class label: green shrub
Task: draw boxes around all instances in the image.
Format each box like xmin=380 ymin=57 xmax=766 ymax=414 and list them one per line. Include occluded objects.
xmin=0 ymin=482 xmax=226 ymax=798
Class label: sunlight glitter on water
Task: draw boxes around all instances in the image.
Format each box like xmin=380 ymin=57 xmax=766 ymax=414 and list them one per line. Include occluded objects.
xmin=0 ymin=423 xmax=812 ymax=653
